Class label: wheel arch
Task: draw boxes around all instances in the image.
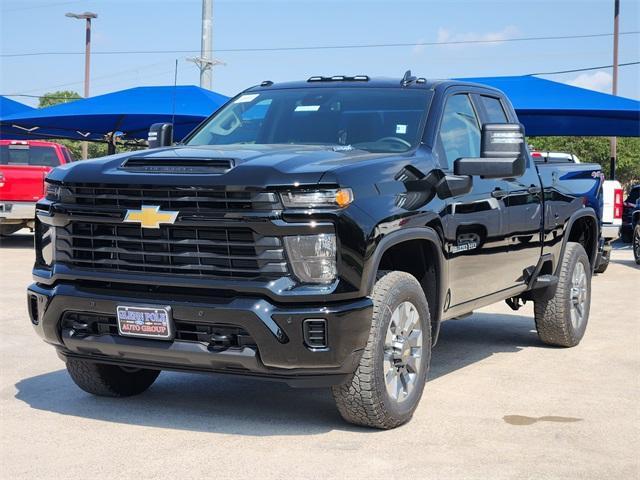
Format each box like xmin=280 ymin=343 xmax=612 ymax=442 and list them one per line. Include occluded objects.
xmin=559 ymin=208 xmax=599 ymax=274
xmin=361 ymin=227 xmax=446 ymax=344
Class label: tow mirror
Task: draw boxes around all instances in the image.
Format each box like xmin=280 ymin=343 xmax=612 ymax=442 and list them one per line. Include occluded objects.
xmin=454 ymin=123 xmax=527 ymax=179
xmin=148 ymin=123 xmax=173 ymax=149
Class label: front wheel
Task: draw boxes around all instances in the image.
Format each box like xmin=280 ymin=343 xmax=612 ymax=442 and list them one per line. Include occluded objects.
xmin=66 ymin=358 xmax=160 ymax=397
xmin=534 ymin=242 xmax=591 ymax=347
xmin=633 ymin=225 xmax=640 ymax=265
xmin=332 ymin=271 xmax=432 ymax=429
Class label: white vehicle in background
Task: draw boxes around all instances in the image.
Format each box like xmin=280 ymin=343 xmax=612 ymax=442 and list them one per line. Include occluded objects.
xmin=530 ymin=151 xmax=581 ymax=164
xmin=595 ymin=179 xmax=622 ymax=273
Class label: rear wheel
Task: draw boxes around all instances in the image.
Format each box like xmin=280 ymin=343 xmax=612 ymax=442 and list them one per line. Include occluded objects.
xmin=332 ymin=271 xmax=432 ymax=429
xmin=633 ymin=225 xmax=640 ymax=265
xmin=534 ymin=242 xmax=591 ymax=347
xmin=66 ymin=358 xmax=160 ymax=397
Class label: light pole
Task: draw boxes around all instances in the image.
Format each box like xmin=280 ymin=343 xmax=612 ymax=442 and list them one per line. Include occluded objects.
xmin=609 ymin=0 xmax=619 ymax=180
xmin=65 ymin=11 xmax=97 ymax=160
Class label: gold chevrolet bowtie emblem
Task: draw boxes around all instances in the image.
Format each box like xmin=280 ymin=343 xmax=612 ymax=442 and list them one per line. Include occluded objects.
xmin=123 ymin=205 xmax=179 ymax=229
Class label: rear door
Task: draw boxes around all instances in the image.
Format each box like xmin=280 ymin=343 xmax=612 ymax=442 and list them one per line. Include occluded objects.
xmin=435 ymin=90 xmax=512 ymax=306
xmin=0 ymin=144 xmax=61 ymax=201
xmin=475 ymin=94 xmax=543 ymax=285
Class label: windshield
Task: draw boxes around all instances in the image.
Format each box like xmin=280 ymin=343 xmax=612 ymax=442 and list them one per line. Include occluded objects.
xmin=186 ymin=88 xmax=432 ymax=153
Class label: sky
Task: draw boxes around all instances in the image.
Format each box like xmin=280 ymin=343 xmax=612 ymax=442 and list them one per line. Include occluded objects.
xmin=1 ymin=0 xmax=639 ymax=107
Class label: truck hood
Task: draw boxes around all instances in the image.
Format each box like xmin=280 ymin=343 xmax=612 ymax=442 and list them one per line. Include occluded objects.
xmin=48 ymin=144 xmax=387 ymax=187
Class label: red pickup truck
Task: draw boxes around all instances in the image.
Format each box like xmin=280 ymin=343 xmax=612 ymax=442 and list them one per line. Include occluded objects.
xmin=0 ymin=140 xmax=73 ymax=235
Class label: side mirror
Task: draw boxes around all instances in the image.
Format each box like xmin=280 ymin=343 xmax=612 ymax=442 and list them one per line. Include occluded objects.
xmin=147 ymin=123 xmax=173 ymax=149
xmin=454 ymin=123 xmax=527 ymax=179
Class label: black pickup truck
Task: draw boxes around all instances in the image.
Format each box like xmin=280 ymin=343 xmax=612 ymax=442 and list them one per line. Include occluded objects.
xmin=29 ymin=73 xmax=601 ymax=429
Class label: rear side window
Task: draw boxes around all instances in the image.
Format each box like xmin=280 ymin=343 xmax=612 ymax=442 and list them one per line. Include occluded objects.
xmin=480 ymin=96 xmax=508 ymax=123
xmin=438 ymin=94 xmax=481 ymax=169
xmin=627 ymin=186 xmax=640 ymax=204
xmin=62 ymin=147 xmax=75 ymax=163
xmin=0 ymin=145 xmax=61 ymax=166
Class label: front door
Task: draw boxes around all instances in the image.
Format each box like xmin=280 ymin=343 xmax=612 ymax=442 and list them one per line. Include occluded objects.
xmin=475 ymin=94 xmax=543 ymax=286
xmin=436 ymin=93 xmax=512 ymax=307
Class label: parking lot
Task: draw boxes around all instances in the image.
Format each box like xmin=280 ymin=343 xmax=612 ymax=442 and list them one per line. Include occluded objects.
xmin=0 ymin=232 xmax=638 ymax=480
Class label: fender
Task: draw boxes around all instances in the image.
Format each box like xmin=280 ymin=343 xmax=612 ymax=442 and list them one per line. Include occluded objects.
xmin=359 ymin=226 xmax=447 ymax=344
xmin=555 ymin=207 xmax=599 ymax=275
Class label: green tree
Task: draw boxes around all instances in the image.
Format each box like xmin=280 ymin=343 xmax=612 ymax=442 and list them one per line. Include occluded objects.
xmin=529 ymin=136 xmax=640 ymax=190
xmin=38 ymin=90 xmax=81 ymax=108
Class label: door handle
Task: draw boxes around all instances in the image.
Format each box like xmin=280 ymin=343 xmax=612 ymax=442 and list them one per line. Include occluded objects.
xmin=491 ymin=188 xmax=507 ymax=199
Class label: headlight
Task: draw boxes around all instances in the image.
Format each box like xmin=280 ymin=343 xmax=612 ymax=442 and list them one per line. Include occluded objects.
xmin=280 ymin=188 xmax=353 ymax=209
xmin=283 ymin=233 xmax=336 ymax=284
xmin=45 ymin=181 xmax=60 ymax=201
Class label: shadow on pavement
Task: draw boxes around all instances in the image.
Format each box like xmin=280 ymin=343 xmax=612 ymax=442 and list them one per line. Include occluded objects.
xmin=610 ymin=258 xmax=639 ymax=270
xmin=15 ymin=312 xmax=543 ymax=435
xmin=0 ymin=232 xmax=33 ymax=249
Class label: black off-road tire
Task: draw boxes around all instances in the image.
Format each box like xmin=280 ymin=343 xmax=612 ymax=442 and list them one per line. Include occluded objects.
xmin=0 ymin=224 xmax=22 ymax=236
xmin=331 ymin=271 xmax=432 ymax=429
xmin=594 ymin=249 xmax=610 ymax=273
xmin=66 ymin=358 xmax=160 ymax=397
xmin=633 ymin=224 xmax=640 ymax=265
xmin=534 ymin=242 xmax=591 ymax=347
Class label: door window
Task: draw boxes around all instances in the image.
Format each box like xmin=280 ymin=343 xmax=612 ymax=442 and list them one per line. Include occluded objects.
xmin=480 ymin=96 xmax=508 ymax=123
xmin=438 ymin=94 xmax=481 ymax=169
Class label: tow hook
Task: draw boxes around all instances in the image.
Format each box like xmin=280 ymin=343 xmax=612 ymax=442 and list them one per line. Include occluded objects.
xmin=209 ymin=334 xmax=233 ymax=350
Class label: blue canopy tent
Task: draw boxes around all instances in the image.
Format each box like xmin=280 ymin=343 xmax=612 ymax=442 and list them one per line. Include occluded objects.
xmin=0 ymin=97 xmax=36 ymax=140
xmin=0 ymin=85 xmax=228 ymax=143
xmin=460 ymin=76 xmax=640 ymax=137
xmin=0 ymin=96 xmax=35 ymax=117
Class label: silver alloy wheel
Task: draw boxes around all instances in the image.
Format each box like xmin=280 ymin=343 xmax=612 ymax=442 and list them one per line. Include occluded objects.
xmin=634 ymin=228 xmax=640 ymax=260
xmin=383 ymin=301 xmax=423 ymax=403
xmin=569 ymin=261 xmax=588 ymax=329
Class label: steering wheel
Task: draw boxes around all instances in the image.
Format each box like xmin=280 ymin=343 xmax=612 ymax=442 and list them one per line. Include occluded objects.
xmin=376 ymin=136 xmax=412 ymax=148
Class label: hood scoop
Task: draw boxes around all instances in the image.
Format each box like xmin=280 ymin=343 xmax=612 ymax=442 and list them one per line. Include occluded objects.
xmin=120 ymin=157 xmax=234 ymax=174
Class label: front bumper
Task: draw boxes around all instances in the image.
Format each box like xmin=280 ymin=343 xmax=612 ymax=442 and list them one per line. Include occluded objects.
xmin=0 ymin=201 xmax=36 ymax=224
xmin=27 ymin=282 xmax=373 ymax=387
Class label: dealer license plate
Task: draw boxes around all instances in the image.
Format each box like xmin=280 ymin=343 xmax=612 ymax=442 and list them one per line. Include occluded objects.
xmin=116 ymin=305 xmax=173 ymax=340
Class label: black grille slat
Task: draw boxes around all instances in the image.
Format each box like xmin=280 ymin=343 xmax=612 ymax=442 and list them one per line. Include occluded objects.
xmin=61 ymin=184 xmax=280 ymax=212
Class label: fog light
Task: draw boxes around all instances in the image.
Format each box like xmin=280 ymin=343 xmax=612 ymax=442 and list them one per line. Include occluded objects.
xmin=283 ymin=233 xmax=336 ymax=284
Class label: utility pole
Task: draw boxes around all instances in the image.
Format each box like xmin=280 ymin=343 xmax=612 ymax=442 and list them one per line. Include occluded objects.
xmin=610 ymin=0 xmax=620 ymax=180
xmin=201 ymin=0 xmax=213 ymax=89
xmin=66 ymin=11 xmax=97 ymax=160
xmin=187 ymin=0 xmax=224 ymax=89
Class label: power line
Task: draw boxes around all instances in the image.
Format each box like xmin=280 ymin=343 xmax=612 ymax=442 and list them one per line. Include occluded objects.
xmin=2 ymin=31 xmax=639 ymax=58
xmin=4 ymin=59 xmax=638 ymax=100
xmin=527 ymin=61 xmax=639 ymax=76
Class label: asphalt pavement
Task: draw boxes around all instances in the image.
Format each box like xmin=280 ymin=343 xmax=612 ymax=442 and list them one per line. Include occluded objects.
xmin=1 ymin=232 xmax=638 ymax=480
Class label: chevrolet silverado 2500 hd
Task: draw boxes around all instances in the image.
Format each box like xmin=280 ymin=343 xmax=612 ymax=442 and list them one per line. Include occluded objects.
xmin=29 ymin=73 xmax=600 ymax=429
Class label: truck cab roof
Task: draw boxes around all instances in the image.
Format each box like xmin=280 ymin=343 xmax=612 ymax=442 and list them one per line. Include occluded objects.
xmin=246 ymin=75 xmax=502 ymax=95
